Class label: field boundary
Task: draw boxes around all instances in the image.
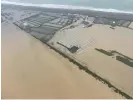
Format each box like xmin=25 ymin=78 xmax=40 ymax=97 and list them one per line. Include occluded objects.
xmin=45 ymin=42 xmax=132 ymax=99
xmin=14 ymin=22 xmax=133 ymax=99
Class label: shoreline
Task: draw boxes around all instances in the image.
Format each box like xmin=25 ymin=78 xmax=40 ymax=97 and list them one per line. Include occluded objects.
xmin=2 ymin=1 xmax=133 ymax=21
xmin=2 ymin=1 xmax=133 ymax=14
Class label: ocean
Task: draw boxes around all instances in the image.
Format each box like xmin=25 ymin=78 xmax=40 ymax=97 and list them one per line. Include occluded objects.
xmin=1 ymin=0 xmax=133 ymax=13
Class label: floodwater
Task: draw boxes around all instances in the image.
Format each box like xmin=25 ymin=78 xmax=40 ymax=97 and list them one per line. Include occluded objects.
xmin=1 ymin=23 xmax=123 ymax=99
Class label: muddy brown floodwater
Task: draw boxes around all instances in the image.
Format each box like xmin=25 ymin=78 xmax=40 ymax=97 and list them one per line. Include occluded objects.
xmin=1 ymin=23 xmax=124 ymax=99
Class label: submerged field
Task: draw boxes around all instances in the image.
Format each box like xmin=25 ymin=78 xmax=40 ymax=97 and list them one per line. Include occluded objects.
xmin=1 ymin=4 xmax=133 ymax=99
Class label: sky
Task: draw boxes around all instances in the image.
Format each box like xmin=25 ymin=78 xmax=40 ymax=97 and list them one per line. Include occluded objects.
xmin=3 ymin=0 xmax=133 ymax=11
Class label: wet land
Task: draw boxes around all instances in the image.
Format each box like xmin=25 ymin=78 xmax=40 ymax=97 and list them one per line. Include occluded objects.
xmin=1 ymin=3 xmax=133 ymax=99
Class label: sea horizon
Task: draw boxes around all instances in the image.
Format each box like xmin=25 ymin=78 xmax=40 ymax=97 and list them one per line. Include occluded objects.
xmin=1 ymin=0 xmax=133 ymax=14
